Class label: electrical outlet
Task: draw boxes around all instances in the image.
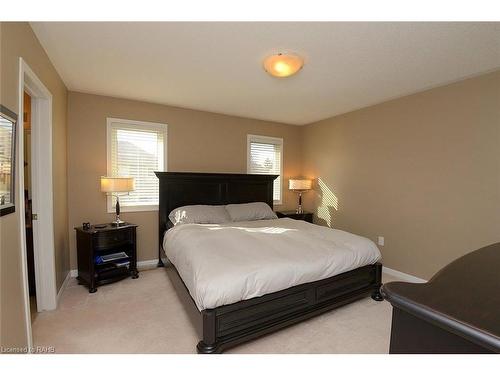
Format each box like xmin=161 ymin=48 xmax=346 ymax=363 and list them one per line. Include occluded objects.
xmin=378 ymin=236 xmax=385 ymax=246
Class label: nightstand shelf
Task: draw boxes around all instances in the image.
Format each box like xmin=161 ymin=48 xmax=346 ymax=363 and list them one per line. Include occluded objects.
xmin=276 ymin=210 xmax=313 ymax=223
xmin=75 ymin=223 xmax=138 ymax=293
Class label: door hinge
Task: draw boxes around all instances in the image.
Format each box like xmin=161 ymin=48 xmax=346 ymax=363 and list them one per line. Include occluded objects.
xmin=32 ymin=213 xmax=38 ymax=220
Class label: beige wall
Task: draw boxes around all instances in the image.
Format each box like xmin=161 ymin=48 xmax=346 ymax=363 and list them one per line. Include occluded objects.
xmin=302 ymin=70 xmax=500 ymax=280
xmin=67 ymin=92 xmax=302 ymax=269
xmin=2 ymin=21 xmax=497 ymax=349
xmin=0 ymin=22 xmax=69 ymax=348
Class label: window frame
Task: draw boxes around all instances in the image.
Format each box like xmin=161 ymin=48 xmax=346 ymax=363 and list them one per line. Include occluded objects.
xmin=246 ymin=134 xmax=283 ymax=205
xmin=106 ymin=117 xmax=168 ymax=213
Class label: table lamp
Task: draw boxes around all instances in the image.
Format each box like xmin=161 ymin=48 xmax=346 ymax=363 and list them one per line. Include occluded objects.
xmin=100 ymin=176 xmax=135 ymax=226
xmin=289 ymin=179 xmax=312 ymax=214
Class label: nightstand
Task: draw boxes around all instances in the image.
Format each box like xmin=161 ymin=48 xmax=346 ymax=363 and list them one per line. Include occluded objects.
xmin=75 ymin=223 xmax=138 ymax=293
xmin=276 ymin=211 xmax=313 ymax=223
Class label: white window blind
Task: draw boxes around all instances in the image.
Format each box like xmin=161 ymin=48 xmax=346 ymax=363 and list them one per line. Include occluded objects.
xmin=107 ymin=118 xmax=167 ymax=211
xmin=247 ymin=135 xmax=283 ymax=204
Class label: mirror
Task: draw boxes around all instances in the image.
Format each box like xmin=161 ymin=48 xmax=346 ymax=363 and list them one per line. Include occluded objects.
xmin=0 ymin=105 xmax=17 ymax=217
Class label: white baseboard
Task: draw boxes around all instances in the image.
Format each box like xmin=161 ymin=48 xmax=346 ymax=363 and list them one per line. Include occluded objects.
xmin=136 ymin=259 xmax=160 ymax=270
xmin=383 ymin=266 xmax=427 ymax=283
xmin=56 ymin=270 xmax=72 ymax=305
xmin=69 ymin=259 xmax=160 ymax=278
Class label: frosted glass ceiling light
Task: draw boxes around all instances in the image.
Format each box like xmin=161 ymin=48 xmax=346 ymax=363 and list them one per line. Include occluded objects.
xmin=263 ymin=53 xmax=304 ymax=78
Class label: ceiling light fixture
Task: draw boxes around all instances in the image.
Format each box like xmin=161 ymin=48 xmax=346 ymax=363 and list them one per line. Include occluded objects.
xmin=263 ymin=53 xmax=304 ymax=78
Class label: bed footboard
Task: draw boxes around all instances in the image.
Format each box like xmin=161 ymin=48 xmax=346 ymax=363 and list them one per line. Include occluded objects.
xmin=196 ymin=262 xmax=383 ymax=353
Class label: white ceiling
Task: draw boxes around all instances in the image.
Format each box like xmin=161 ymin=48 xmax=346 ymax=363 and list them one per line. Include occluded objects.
xmin=31 ymin=22 xmax=500 ymax=125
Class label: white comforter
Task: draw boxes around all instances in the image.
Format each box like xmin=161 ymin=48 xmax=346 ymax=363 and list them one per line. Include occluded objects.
xmin=163 ymin=218 xmax=381 ymax=311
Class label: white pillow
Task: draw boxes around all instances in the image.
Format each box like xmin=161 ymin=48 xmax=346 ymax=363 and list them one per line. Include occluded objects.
xmin=169 ymin=205 xmax=231 ymax=226
xmin=225 ymin=202 xmax=277 ymax=222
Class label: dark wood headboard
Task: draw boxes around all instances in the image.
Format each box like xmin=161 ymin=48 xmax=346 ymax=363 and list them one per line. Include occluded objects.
xmin=154 ymin=172 xmax=278 ymax=265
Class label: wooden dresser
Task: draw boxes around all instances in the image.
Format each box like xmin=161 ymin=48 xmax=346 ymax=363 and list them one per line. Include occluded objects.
xmin=382 ymin=243 xmax=500 ymax=353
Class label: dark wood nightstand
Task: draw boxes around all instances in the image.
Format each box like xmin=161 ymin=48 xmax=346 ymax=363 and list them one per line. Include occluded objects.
xmin=75 ymin=223 xmax=138 ymax=293
xmin=276 ymin=211 xmax=313 ymax=223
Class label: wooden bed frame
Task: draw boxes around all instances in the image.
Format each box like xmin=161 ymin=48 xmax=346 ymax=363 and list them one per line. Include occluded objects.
xmin=155 ymin=172 xmax=383 ymax=353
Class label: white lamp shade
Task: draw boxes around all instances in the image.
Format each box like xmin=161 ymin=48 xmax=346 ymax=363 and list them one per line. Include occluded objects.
xmin=100 ymin=176 xmax=135 ymax=193
xmin=289 ymin=179 xmax=312 ymax=191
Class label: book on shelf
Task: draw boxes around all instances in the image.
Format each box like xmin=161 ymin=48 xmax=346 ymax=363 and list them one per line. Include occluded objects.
xmin=94 ymin=251 xmax=129 ymax=265
xmin=115 ymin=259 xmax=130 ymax=268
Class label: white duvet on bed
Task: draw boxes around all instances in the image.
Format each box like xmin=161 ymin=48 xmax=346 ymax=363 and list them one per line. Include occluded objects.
xmin=163 ymin=218 xmax=381 ymax=311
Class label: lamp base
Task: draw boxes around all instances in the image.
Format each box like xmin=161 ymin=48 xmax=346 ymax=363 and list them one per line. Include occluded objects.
xmin=112 ymin=196 xmax=126 ymax=226
xmin=112 ymin=216 xmax=126 ymax=226
xmin=296 ymin=192 xmax=304 ymax=214
xmin=111 ymin=220 xmax=126 ymax=227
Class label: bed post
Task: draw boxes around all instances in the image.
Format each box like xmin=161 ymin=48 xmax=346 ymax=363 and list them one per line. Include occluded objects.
xmin=157 ymin=212 xmax=165 ymax=267
xmin=371 ymin=262 xmax=384 ymax=301
xmin=158 ymin=248 xmax=164 ymax=267
xmin=156 ymin=171 xmax=167 ymax=267
xmin=196 ymin=309 xmax=219 ymax=354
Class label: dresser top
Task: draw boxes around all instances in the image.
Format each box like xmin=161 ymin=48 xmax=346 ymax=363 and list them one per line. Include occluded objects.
xmin=382 ymin=242 xmax=500 ymax=352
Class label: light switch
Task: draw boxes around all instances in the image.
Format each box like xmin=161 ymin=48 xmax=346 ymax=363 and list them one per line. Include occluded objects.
xmin=378 ymin=236 xmax=384 ymax=246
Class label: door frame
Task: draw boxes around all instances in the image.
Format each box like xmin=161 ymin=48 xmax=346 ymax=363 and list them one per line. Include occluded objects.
xmin=18 ymin=58 xmax=57 ymax=348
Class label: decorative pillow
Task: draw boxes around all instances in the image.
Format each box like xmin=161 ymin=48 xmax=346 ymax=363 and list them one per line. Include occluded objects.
xmin=225 ymin=202 xmax=278 ymax=222
xmin=168 ymin=205 xmax=231 ymax=226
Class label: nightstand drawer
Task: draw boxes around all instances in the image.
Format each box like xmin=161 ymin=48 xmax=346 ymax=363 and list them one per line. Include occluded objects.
xmin=94 ymin=229 xmax=132 ymax=249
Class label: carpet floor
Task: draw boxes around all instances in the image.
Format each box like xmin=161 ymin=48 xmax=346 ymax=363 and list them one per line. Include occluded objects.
xmin=32 ymin=267 xmax=400 ymax=354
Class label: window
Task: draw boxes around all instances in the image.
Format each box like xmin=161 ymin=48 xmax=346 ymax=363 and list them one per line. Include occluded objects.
xmin=107 ymin=118 xmax=167 ymax=212
xmin=247 ymin=134 xmax=283 ymax=204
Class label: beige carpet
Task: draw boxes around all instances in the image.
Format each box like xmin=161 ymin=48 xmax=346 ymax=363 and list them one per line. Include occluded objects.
xmin=32 ymin=267 xmax=400 ymax=354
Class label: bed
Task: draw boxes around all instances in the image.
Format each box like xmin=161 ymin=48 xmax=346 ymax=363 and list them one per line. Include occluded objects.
xmin=155 ymin=172 xmax=384 ymax=353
